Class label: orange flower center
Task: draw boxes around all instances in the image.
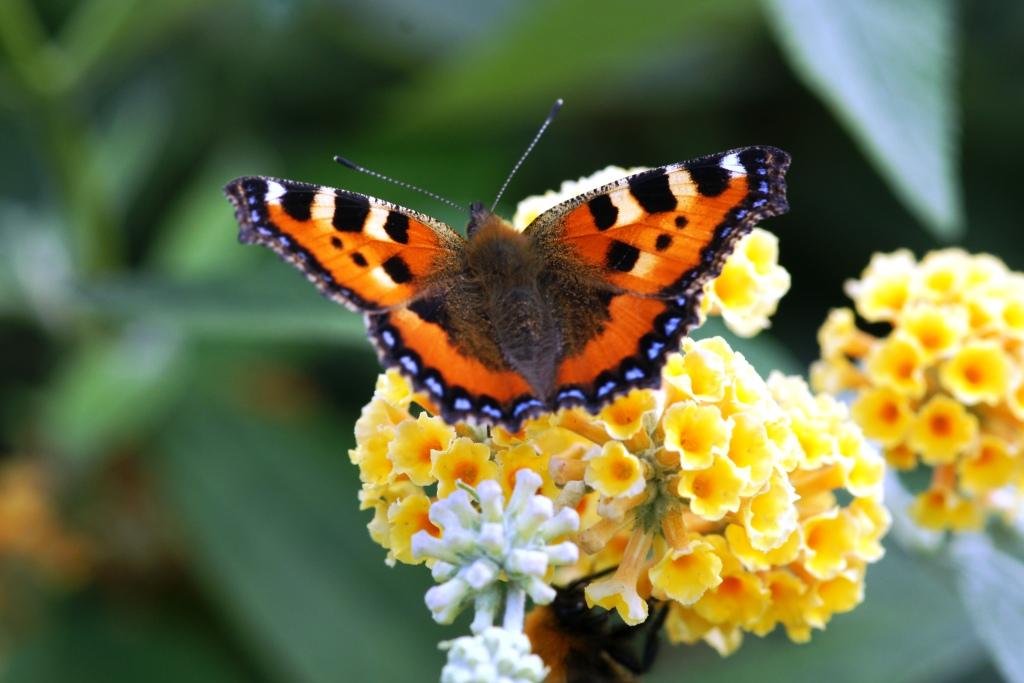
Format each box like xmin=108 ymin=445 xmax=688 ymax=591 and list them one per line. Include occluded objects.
xmin=690 ymin=474 xmax=712 ymax=498
xmin=896 ymin=360 xmax=915 ymax=379
xmin=919 ymin=329 xmax=942 ymax=350
xmin=806 ymin=525 xmax=825 ymax=549
xmin=929 ymin=413 xmax=953 ymax=437
xmin=452 ymin=461 xmax=479 ymax=484
xmin=879 ymin=401 xmax=900 ymax=423
xmin=963 ymin=364 xmax=984 ymax=385
xmin=978 ymin=446 xmax=998 ymax=464
xmin=420 ymin=439 xmax=441 ymax=464
xmin=611 ymin=459 xmax=635 ymax=482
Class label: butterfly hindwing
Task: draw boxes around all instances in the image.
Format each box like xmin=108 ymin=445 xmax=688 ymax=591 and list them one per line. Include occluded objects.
xmin=526 ymin=146 xmax=790 ymax=415
xmin=224 ymin=176 xmax=465 ymax=311
xmin=367 ymin=304 xmax=539 ymax=425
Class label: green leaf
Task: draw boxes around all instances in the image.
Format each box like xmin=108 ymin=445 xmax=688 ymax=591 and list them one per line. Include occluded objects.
xmin=5 ymin=597 xmax=249 ymax=683
xmin=763 ymin=0 xmax=962 ymax=238
xmin=156 ymin=407 xmax=447 ymax=683
xmin=952 ymin=535 xmax=1024 ymax=683
xmin=649 ymin=543 xmax=987 ymax=683
xmin=44 ymin=327 xmax=188 ymax=463
xmin=384 ymin=0 xmax=757 ymax=132
xmin=149 ymin=150 xmax=270 ymax=279
xmin=76 ymin=274 xmax=368 ymax=344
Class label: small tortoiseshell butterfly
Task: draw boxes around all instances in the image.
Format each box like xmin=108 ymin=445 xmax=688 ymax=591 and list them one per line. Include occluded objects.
xmin=224 ymin=113 xmax=790 ymax=430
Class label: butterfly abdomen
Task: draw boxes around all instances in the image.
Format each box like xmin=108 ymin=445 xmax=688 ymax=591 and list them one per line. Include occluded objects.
xmin=490 ymin=286 xmax=562 ymax=399
xmin=465 ymin=212 xmax=562 ymax=399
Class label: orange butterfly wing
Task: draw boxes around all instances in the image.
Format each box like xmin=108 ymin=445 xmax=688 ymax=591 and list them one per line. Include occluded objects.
xmin=225 ymin=176 xmax=536 ymax=424
xmin=224 ymin=176 xmax=464 ymax=311
xmin=527 ymin=146 xmax=791 ymax=414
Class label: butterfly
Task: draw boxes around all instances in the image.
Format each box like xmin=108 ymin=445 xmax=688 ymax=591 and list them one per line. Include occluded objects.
xmin=224 ymin=143 xmax=790 ymax=431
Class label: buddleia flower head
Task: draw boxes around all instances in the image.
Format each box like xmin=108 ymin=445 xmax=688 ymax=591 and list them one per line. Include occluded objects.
xmin=813 ymin=248 xmax=1024 ymax=531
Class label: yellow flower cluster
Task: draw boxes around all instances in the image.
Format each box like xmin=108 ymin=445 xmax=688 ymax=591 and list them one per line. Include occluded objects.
xmin=511 ymin=167 xmax=790 ymax=338
xmin=812 ymin=248 xmax=1024 ymax=530
xmin=350 ymin=337 xmax=888 ymax=655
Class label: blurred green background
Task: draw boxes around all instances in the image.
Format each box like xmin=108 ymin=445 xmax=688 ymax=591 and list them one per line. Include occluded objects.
xmin=1 ymin=0 xmax=1022 ymax=681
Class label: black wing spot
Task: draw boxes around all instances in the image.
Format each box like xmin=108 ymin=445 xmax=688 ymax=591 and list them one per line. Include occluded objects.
xmin=687 ymin=164 xmax=730 ymax=197
xmin=675 ymin=215 xmax=689 ymax=229
xmin=408 ymin=296 xmax=448 ymax=325
xmin=655 ymin=234 xmax=672 ymax=251
xmin=382 ymin=255 xmax=413 ymax=284
xmin=606 ymin=240 xmax=640 ymax=272
xmin=333 ymin=192 xmax=370 ymax=232
xmin=629 ymin=169 xmax=677 ymax=213
xmin=330 ymin=236 xmax=343 ymax=249
xmin=351 ymin=252 xmax=368 ymax=267
xmin=384 ymin=211 xmax=410 ymax=244
xmin=587 ymin=194 xmax=618 ymax=230
xmin=281 ymin=191 xmax=314 ymax=221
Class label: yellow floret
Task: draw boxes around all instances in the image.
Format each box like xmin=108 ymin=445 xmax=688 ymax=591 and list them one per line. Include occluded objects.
xmin=664 ymin=337 xmax=732 ymax=403
xmin=725 ymin=524 xmax=801 ymax=572
xmin=958 ymin=435 xmax=1018 ymax=494
xmin=802 ymin=509 xmax=859 ymax=580
xmin=910 ymin=488 xmax=983 ymax=532
xmin=841 ymin=436 xmax=886 ymax=499
xmin=850 ymin=386 xmax=913 ymax=446
xmin=585 ymin=532 xmax=652 ymax=625
xmin=844 ymin=250 xmax=915 ymax=322
xmin=388 ymin=413 xmax=457 ymax=486
xmin=711 ymin=258 xmax=759 ymax=314
xmin=939 ymin=340 xmax=1012 ymax=405
xmin=740 ymin=469 xmax=799 ymax=551
xmin=662 ymin=403 xmax=732 ymax=470
xmin=883 ymin=442 xmax=918 ymax=470
xmin=847 ymin=497 xmax=890 ymax=562
xmin=865 ymin=334 xmax=927 ymax=398
xmin=809 ymin=568 xmax=865 ymax=623
xmin=431 ymin=437 xmax=497 ymax=498
xmin=597 ymin=390 xmax=658 ymax=439
xmin=897 ymin=304 xmax=967 ymax=361
xmin=693 ymin=570 xmax=769 ymax=629
xmin=387 ymin=493 xmax=439 ymax=565
xmin=584 ymin=441 xmax=647 ymax=499
xmin=648 ymin=537 xmax=723 ymax=605
xmin=726 ymin=413 xmax=776 ymax=495
xmin=677 ymin=455 xmax=746 ymax=521
xmin=665 ymin=604 xmax=713 ymax=645
xmin=908 ymin=395 xmax=979 ymax=465
xmin=751 ymin=570 xmax=816 ymax=642
xmin=496 ymin=443 xmax=557 ymax=500
xmin=704 ymin=229 xmax=791 ymax=337
xmin=818 ymin=307 xmax=871 ymax=360
xmin=349 ymin=429 xmax=394 ymax=485
xmin=912 ymin=249 xmax=969 ymax=303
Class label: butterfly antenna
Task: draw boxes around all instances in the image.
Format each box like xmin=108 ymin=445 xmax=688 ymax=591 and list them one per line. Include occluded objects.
xmin=333 ymin=156 xmax=465 ymax=212
xmin=490 ymin=98 xmax=564 ymax=213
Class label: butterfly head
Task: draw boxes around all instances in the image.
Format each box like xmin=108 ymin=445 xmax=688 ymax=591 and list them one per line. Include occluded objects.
xmin=467 ymin=201 xmax=499 ymax=239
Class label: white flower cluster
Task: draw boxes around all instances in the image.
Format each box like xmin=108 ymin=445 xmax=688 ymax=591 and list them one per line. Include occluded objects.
xmin=412 ymin=469 xmax=580 ymax=633
xmin=440 ymin=627 xmax=548 ymax=683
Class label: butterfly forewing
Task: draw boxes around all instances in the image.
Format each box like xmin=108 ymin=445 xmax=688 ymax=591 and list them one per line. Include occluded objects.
xmin=224 ymin=176 xmax=464 ymax=312
xmin=527 ymin=146 xmax=790 ymax=298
